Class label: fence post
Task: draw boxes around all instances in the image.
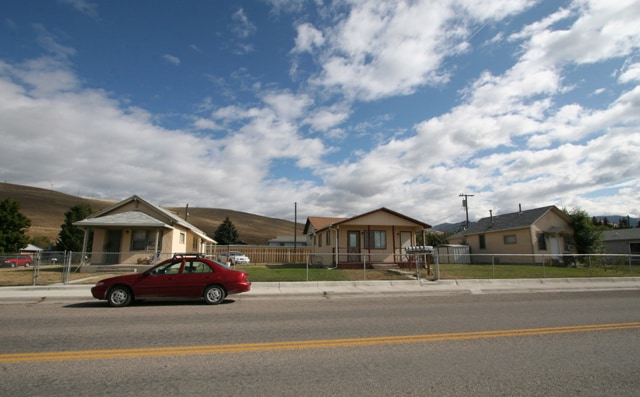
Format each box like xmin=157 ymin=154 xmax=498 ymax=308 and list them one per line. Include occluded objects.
xmin=363 ymin=254 xmax=367 ymax=280
xmin=492 ymin=256 xmax=495 ymax=279
xmin=306 ymin=254 xmax=309 ymax=282
xmin=63 ymin=251 xmax=72 ymax=285
xmin=32 ymin=255 xmax=40 ymax=286
xmin=434 ymin=253 xmax=440 ymax=281
xmin=542 ymin=255 xmax=546 ymax=278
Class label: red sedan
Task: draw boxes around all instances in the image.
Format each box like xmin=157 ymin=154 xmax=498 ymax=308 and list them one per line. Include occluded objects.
xmin=91 ymin=254 xmax=251 ymax=307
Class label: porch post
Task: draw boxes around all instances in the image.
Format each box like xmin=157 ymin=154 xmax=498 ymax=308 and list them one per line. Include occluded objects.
xmin=154 ymin=229 xmax=160 ymax=263
xmin=79 ymin=228 xmax=89 ymax=266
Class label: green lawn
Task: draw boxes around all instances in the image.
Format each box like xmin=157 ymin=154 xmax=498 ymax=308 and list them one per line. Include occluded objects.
xmin=242 ymin=264 xmax=410 ymax=282
xmin=436 ymin=263 xmax=638 ymax=279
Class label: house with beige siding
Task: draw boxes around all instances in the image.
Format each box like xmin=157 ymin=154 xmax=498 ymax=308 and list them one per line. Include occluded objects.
xmin=74 ymin=195 xmax=216 ymax=265
xmin=303 ymin=208 xmax=431 ymax=268
xmin=448 ymin=205 xmax=575 ymax=264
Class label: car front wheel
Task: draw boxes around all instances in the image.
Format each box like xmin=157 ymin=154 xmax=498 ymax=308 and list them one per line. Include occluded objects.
xmin=203 ymin=285 xmax=226 ymax=305
xmin=107 ymin=286 xmax=133 ymax=307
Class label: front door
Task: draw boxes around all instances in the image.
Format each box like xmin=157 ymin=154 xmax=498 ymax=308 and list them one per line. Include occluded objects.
xmin=549 ymin=235 xmax=561 ymax=258
xmin=348 ymin=231 xmax=360 ymax=262
xmin=104 ymin=230 xmax=122 ymax=265
xmin=400 ymin=231 xmax=412 ymax=259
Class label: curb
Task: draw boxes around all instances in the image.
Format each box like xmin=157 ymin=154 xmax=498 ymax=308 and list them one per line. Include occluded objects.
xmin=1 ymin=278 xmax=639 ymax=303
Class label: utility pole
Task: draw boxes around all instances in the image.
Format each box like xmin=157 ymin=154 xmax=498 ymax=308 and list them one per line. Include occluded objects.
xmin=459 ymin=193 xmax=474 ymax=229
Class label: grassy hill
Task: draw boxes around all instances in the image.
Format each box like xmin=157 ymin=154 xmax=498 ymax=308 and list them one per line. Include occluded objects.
xmin=0 ymin=183 xmax=302 ymax=246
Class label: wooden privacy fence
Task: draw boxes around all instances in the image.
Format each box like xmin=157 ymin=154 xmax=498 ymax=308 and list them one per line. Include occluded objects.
xmin=212 ymin=246 xmax=312 ymax=264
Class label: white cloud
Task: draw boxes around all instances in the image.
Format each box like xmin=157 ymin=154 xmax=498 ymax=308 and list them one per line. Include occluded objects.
xmin=292 ymin=23 xmax=325 ymax=53
xmin=619 ymin=62 xmax=640 ymax=83
xmin=301 ymin=0 xmax=534 ymax=101
xmin=58 ymin=0 xmax=98 ymax=17
xmin=162 ymin=54 xmax=181 ymax=66
xmin=231 ymin=8 xmax=256 ymax=39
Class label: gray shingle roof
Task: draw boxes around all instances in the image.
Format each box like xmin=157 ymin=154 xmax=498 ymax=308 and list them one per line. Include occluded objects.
xmin=74 ymin=211 xmax=169 ymax=228
xmin=451 ymin=205 xmax=562 ymax=238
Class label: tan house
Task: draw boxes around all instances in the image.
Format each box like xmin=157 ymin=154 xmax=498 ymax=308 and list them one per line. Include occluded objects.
xmin=448 ymin=205 xmax=575 ymax=264
xmin=303 ymin=208 xmax=431 ymax=268
xmin=74 ymin=195 xmax=216 ymax=265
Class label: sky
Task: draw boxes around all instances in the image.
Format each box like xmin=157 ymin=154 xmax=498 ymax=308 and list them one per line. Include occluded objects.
xmin=1 ymin=0 xmax=639 ymax=226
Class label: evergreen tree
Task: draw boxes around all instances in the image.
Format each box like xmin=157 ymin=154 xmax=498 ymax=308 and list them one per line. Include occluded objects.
xmin=56 ymin=203 xmax=93 ymax=252
xmin=214 ymin=217 xmax=240 ymax=245
xmin=565 ymin=208 xmax=603 ymax=255
xmin=0 ymin=198 xmax=31 ymax=253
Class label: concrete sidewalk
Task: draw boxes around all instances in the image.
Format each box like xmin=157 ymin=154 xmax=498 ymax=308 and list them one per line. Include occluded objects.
xmin=1 ymin=277 xmax=639 ymax=303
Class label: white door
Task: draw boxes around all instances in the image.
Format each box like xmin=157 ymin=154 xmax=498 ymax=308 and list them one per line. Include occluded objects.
xmin=549 ymin=236 xmax=561 ymax=258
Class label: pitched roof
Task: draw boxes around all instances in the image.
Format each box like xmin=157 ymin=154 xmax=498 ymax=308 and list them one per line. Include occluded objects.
xmin=451 ymin=205 xmax=567 ymax=238
xmin=74 ymin=195 xmax=216 ymax=243
xmin=304 ymin=216 xmax=347 ymax=234
xmin=602 ymin=228 xmax=640 ymax=241
xmin=303 ymin=208 xmax=430 ymax=234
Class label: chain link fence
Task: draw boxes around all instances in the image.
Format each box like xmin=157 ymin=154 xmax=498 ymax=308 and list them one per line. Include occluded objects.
xmin=2 ymin=250 xmax=638 ymax=285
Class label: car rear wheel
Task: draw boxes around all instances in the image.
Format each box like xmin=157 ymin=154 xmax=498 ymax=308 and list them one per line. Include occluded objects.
xmin=203 ymin=285 xmax=225 ymax=305
xmin=107 ymin=286 xmax=132 ymax=307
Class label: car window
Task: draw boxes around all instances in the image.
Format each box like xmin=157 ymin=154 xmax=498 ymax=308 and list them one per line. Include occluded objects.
xmin=183 ymin=260 xmax=212 ymax=274
xmin=151 ymin=260 xmax=182 ymax=275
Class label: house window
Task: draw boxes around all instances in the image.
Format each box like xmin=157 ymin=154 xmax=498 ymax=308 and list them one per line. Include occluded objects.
xmin=538 ymin=232 xmax=547 ymax=250
xmin=131 ymin=230 xmax=148 ymax=251
xmin=179 ymin=232 xmax=185 ymax=244
xmin=364 ymin=231 xmax=386 ymax=249
xmin=504 ymin=235 xmax=517 ymax=244
xmin=326 ymin=231 xmax=331 ymax=246
xmin=130 ymin=230 xmax=162 ymax=251
xmin=318 ymin=234 xmax=322 ymax=247
xmin=479 ymin=234 xmax=486 ymax=249
xmin=192 ymin=237 xmax=199 ymax=250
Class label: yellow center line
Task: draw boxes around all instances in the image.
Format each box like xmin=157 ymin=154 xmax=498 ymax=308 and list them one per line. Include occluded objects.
xmin=2 ymin=322 xmax=639 ymax=363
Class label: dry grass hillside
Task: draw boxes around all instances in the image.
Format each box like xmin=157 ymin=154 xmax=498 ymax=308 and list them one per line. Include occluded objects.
xmin=0 ymin=183 xmax=302 ymax=246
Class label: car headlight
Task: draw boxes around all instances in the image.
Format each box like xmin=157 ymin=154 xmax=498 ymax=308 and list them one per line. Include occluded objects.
xmin=95 ymin=281 xmax=105 ymax=287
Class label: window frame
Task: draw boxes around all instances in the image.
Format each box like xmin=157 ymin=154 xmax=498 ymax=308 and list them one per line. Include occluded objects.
xmin=363 ymin=230 xmax=387 ymax=250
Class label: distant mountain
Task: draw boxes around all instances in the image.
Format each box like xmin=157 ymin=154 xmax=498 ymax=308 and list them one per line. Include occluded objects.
xmin=592 ymin=215 xmax=640 ymax=227
xmin=0 ymin=183 xmax=302 ymax=245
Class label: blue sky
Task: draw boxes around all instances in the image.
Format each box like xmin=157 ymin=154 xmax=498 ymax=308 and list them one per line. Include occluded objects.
xmin=1 ymin=0 xmax=639 ymax=225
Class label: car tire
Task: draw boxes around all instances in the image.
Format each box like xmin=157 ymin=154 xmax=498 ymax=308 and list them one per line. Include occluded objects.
xmin=25 ymin=263 xmax=30 ymax=267
xmin=10 ymin=263 xmax=16 ymax=268
xmin=107 ymin=286 xmax=133 ymax=307
xmin=203 ymin=285 xmax=226 ymax=305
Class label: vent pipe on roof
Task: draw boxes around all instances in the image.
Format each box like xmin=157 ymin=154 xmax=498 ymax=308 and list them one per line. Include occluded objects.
xmin=519 ymin=203 xmax=522 ymax=214
xmin=490 ymin=210 xmax=493 ymax=225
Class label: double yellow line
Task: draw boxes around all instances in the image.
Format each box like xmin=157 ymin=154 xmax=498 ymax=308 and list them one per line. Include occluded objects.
xmin=2 ymin=322 xmax=639 ymax=363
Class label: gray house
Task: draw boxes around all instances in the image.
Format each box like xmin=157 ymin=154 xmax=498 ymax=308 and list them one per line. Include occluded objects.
xmin=602 ymin=229 xmax=640 ymax=262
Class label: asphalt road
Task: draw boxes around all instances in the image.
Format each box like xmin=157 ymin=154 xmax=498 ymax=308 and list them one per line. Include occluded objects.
xmin=1 ymin=291 xmax=640 ymax=396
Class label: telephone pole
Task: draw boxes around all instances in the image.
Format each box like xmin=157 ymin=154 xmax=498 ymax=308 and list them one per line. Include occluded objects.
xmin=459 ymin=193 xmax=474 ymax=229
